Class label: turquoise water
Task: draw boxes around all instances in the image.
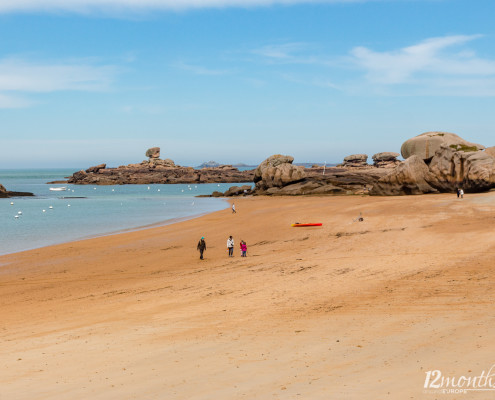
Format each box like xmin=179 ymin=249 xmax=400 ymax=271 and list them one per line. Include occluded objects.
xmin=0 ymin=169 xmax=252 ymax=256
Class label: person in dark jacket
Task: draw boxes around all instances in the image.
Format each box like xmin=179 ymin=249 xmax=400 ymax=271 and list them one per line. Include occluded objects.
xmin=197 ymin=237 xmax=206 ymax=259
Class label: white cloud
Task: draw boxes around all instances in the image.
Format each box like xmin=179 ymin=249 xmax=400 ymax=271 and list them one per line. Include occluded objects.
xmin=0 ymin=58 xmax=116 ymax=92
xmin=0 ymin=58 xmax=118 ymax=108
xmin=350 ymin=35 xmax=495 ymax=86
xmin=0 ymin=0 xmax=369 ymax=14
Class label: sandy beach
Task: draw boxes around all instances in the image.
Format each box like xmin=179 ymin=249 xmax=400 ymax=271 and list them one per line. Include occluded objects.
xmin=2 ymin=193 xmax=495 ymax=399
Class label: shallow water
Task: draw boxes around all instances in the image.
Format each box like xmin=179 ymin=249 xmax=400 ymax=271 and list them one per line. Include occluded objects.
xmin=0 ymin=169 xmax=251 ymax=256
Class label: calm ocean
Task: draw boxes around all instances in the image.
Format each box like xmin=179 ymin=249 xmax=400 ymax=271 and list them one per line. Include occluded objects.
xmin=0 ymin=169 xmax=252 ymax=256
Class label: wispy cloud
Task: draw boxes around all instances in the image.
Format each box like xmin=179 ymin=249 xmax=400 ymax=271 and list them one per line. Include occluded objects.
xmin=251 ymin=42 xmax=331 ymax=65
xmin=253 ymin=35 xmax=495 ymax=96
xmin=0 ymin=57 xmax=118 ymax=108
xmin=0 ymin=0 xmax=374 ymax=15
xmin=350 ymin=35 xmax=494 ymax=83
xmin=173 ymin=61 xmax=233 ymax=76
xmin=349 ymin=35 xmax=495 ymax=95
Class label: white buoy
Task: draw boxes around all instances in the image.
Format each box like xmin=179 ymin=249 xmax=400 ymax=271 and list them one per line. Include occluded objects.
xmin=93 ymin=187 xmax=96 ymax=190
xmin=158 ymin=189 xmax=160 ymax=192
xmin=17 ymin=211 xmax=22 ymax=215
xmin=42 ymin=209 xmax=46 ymax=213
xmin=14 ymin=215 xmax=19 ymax=219
xmin=181 ymin=189 xmax=184 ymax=192
xmin=67 ymin=204 xmax=71 ymax=207
xmin=112 ymin=189 xmax=115 ymax=192
xmin=10 ymin=202 xmax=14 ymax=205
xmin=147 ymin=186 xmax=150 ymax=190
xmin=189 ymin=187 xmax=192 ymax=190
xmin=49 ymin=206 xmax=53 ymax=209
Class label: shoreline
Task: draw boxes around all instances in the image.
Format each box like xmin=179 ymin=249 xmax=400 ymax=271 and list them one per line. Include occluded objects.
xmin=2 ymin=193 xmax=495 ymax=398
xmin=0 ymin=200 xmax=230 ymax=259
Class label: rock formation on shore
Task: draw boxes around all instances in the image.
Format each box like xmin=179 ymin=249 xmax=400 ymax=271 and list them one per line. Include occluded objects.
xmin=232 ymin=154 xmax=388 ymax=196
xmin=372 ymin=152 xmax=400 ymax=168
xmin=217 ymin=131 xmax=495 ymax=197
xmin=372 ymin=134 xmax=495 ymax=195
xmin=340 ymin=154 xmax=368 ymax=168
xmin=0 ymin=183 xmax=34 ymax=198
xmin=67 ymin=148 xmax=254 ymax=185
xmin=400 ymin=131 xmax=484 ymax=161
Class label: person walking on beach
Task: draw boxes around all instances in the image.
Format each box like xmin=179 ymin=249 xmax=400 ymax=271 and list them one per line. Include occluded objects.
xmin=227 ymin=235 xmax=234 ymax=257
xmin=240 ymin=240 xmax=247 ymax=257
xmin=460 ymin=188 xmax=464 ymax=199
xmin=197 ymin=237 xmax=206 ymax=260
xmin=456 ymin=188 xmax=460 ymax=198
xmin=232 ymin=203 xmax=236 ymax=213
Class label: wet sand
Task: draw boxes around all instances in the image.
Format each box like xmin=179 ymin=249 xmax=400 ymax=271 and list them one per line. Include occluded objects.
xmin=2 ymin=194 xmax=495 ymax=399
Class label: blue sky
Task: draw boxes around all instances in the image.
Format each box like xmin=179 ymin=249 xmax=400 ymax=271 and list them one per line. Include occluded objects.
xmin=1 ymin=0 xmax=495 ymax=168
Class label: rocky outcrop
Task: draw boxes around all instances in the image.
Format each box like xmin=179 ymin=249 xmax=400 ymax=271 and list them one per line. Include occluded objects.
xmin=254 ymin=155 xmax=305 ymax=191
xmin=340 ymin=154 xmax=368 ymax=168
xmin=68 ymin=158 xmax=254 ymax=185
xmin=428 ymin=145 xmax=495 ymax=192
xmin=484 ymin=147 xmax=495 ymax=157
xmin=146 ymin=147 xmax=160 ymax=159
xmin=401 ymin=131 xmax=484 ymax=161
xmin=370 ymin=156 xmax=438 ymax=196
xmin=223 ymin=185 xmax=253 ymax=197
xmin=248 ymin=154 xmax=389 ymax=196
xmin=371 ymin=143 xmax=495 ymax=195
xmin=0 ymin=183 xmax=34 ymax=198
xmin=86 ymin=164 xmax=106 ymax=173
xmin=372 ymin=152 xmax=400 ymax=168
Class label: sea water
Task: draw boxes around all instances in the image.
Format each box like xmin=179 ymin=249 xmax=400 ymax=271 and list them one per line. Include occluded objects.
xmin=0 ymin=169 xmax=252 ymax=256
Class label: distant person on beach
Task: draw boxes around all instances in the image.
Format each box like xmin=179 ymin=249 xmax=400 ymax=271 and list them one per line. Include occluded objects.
xmin=227 ymin=235 xmax=234 ymax=257
xmin=460 ymin=189 xmax=464 ymax=199
xmin=456 ymin=188 xmax=460 ymax=198
xmin=240 ymin=240 xmax=247 ymax=257
xmin=232 ymin=203 xmax=236 ymax=213
xmin=197 ymin=237 xmax=206 ymax=260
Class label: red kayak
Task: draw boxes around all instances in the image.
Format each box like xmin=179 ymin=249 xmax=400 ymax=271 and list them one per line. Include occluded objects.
xmin=291 ymin=223 xmax=323 ymax=227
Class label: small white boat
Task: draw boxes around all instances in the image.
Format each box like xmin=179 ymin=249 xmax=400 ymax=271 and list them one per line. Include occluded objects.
xmin=49 ymin=187 xmax=67 ymax=191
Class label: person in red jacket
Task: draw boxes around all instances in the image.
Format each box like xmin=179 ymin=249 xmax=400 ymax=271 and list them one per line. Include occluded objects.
xmin=240 ymin=240 xmax=247 ymax=257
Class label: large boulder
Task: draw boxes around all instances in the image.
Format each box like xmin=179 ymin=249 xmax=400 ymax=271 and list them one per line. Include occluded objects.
xmin=484 ymin=146 xmax=495 ymax=157
xmin=372 ymin=152 xmax=400 ymax=168
xmin=341 ymin=154 xmax=368 ymax=168
xmin=428 ymin=145 xmax=495 ymax=192
xmin=223 ymin=185 xmax=252 ymax=196
xmin=254 ymin=155 xmax=305 ymax=190
xmin=151 ymin=158 xmax=175 ymax=167
xmin=85 ymin=164 xmax=106 ymax=173
xmin=370 ymin=155 xmax=438 ymax=195
xmin=145 ymin=147 xmax=161 ymax=159
xmin=401 ymin=132 xmax=484 ymax=161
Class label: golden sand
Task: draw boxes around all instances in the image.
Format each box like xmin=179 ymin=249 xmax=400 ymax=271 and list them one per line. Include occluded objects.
xmin=1 ymin=194 xmax=495 ymax=399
